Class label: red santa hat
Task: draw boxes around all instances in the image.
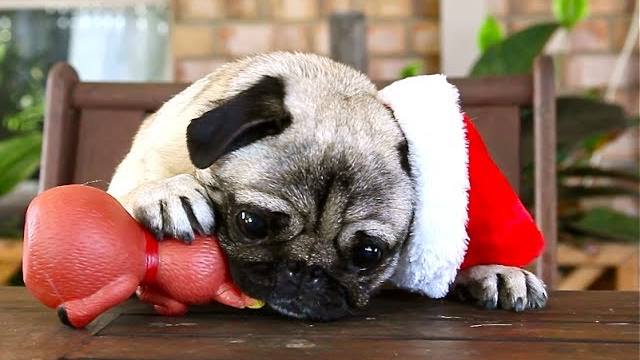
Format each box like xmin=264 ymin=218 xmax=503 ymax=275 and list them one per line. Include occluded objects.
xmin=378 ymin=75 xmax=545 ymax=298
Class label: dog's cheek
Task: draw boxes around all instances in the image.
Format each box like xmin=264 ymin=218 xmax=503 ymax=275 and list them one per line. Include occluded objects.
xmin=348 ymin=284 xmax=373 ymax=308
xmin=227 ymin=261 xmax=275 ymax=300
xmin=343 ymin=253 xmax=402 ymax=308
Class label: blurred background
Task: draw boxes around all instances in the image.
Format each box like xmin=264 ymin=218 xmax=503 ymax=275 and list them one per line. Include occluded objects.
xmin=0 ymin=0 xmax=638 ymax=290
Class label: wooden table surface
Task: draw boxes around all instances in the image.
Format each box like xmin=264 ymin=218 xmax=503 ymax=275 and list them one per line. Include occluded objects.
xmin=1 ymin=287 xmax=638 ymax=360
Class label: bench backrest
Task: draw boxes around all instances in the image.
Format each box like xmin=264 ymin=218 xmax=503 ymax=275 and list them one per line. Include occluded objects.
xmin=42 ymin=58 xmax=557 ymax=286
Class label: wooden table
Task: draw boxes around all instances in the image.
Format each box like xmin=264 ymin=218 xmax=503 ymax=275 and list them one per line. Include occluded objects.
xmin=1 ymin=287 xmax=637 ymax=360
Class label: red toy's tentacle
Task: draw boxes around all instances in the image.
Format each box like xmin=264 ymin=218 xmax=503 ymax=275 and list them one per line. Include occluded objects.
xmin=59 ymin=274 xmax=138 ymax=328
xmin=136 ymin=286 xmax=188 ymax=316
xmin=213 ymin=282 xmax=255 ymax=309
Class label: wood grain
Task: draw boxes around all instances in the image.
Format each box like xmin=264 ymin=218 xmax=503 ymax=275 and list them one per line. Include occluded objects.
xmin=559 ymin=268 xmax=607 ymax=290
xmin=533 ymin=56 xmax=558 ymax=289
xmin=72 ymin=109 xmax=150 ymax=190
xmin=1 ymin=288 xmax=638 ymax=360
xmin=63 ymin=338 xmax=639 ymax=360
xmin=73 ymin=82 xmax=188 ymax=111
xmin=40 ymin=63 xmax=80 ymax=192
xmin=465 ymin=106 xmax=521 ymax=192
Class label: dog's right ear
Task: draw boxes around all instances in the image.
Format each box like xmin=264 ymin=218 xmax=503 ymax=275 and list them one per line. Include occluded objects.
xmin=186 ymin=76 xmax=292 ymax=169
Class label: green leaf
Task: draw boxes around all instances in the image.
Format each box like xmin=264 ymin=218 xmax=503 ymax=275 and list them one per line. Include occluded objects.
xmin=521 ymin=96 xmax=630 ymax=168
xmin=3 ymin=100 xmax=44 ymax=132
xmin=567 ymin=207 xmax=639 ymax=242
xmin=477 ymin=16 xmax=504 ymax=54
xmin=399 ymin=62 xmax=422 ymax=79
xmin=553 ymin=0 xmax=589 ymax=29
xmin=557 ymin=97 xmax=630 ymax=155
xmin=470 ymin=23 xmax=559 ymax=77
xmin=0 ymin=132 xmax=42 ymax=197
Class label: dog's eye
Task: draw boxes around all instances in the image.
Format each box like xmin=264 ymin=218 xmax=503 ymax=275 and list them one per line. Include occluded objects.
xmin=352 ymin=236 xmax=383 ymax=271
xmin=236 ymin=210 xmax=268 ymax=240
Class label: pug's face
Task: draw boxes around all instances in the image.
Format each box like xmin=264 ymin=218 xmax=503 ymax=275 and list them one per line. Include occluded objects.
xmin=186 ymin=54 xmax=414 ymax=320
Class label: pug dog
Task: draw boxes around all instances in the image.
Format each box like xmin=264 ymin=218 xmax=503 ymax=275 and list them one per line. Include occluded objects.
xmin=108 ymin=52 xmax=547 ymax=320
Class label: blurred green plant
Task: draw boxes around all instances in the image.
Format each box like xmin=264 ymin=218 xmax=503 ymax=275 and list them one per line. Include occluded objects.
xmin=0 ymin=17 xmax=45 ymax=200
xmin=471 ymin=0 xmax=588 ymax=76
xmin=397 ymin=0 xmax=638 ymax=243
xmin=0 ymin=32 xmax=45 ymax=200
xmin=477 ymin=16 xmax=504 ymax=54
xmin=471 ymin=22 xmax=558 ymax=76
xmin=0 ymin=19 xmax=46 ymax=242
xmin=553 ymin=0 xmax=589 ymax=28
xmin=399 ymin=62 xmax=422 ymax=79
xmin=469 ymin=0 xmax=638 ymax=243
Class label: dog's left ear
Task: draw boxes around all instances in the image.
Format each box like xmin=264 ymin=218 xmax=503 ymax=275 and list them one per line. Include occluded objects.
xmin=186 ymin=75 xmax=292 ymax=169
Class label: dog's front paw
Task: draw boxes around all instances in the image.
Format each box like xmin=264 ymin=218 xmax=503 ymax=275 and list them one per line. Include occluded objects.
xmin=121 ymin=174 xmax=215 ymax=243
xmin=451 ymin=265 xmax=547 ymax=311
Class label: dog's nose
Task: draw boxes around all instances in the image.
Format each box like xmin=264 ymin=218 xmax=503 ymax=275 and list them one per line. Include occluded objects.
xmin=284 ymin=261 xmax=324 ymax=283
xmin=285 ymin=261 xmax=302 ymax=278
xmin=308 ymin=266 xmax=323 ymax=280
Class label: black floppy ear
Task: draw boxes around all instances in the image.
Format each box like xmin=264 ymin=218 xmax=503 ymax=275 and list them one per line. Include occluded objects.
xmin=186 ymin=76 xmax=292 ymax=169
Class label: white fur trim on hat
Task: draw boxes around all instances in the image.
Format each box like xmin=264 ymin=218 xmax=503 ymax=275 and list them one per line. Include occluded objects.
xmin=378 ymin=75 xmax=470 ymax=298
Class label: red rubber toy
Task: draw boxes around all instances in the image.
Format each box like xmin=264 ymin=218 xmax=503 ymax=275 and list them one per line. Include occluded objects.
xmin=22 ymin=185 xmax=261 ymax=328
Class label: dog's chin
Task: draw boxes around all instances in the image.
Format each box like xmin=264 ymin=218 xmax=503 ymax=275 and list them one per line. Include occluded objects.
xmin=228 ymin=260 xmax=355 ymax=321
xmin=266 ymin=292 xmax=353 ymax=321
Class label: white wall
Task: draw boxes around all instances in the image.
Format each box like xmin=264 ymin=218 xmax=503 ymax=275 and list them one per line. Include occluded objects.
xmin=440 ymin=0 xmax=488 ymax=77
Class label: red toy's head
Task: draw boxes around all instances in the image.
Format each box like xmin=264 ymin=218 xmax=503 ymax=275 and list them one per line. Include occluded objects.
xmin=23 ymin=185 xmax=260 ymax=328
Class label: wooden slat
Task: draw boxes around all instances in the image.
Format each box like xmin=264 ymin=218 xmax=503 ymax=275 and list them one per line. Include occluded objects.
xmin=559 ymin=268 xmax=607 ymax=290
xmin=533 ymin=56 xmax=558 ymax=288
xmin=376 ymin=76 xmax=533 ymax=106
xmin=453 ymin=75 xmax=534 ymax=106
xmin=2 ymin=288 xmax=638 ymax=360
xmin=71 ymin=78 xmax=533 ymax=112
xmin=618 ymin=251 xmax=639 ymax=290
xmin=64 ymin=337 xmax=639 ymax=360
xmin=72 ymin=109 xmax=149 ymax=190
xmin=112 ymin=291 xmax=640 ymax=323
xmin=2 ymin=288 xmax=638 ymax=324
xmin=97 ymin=292 xmax=640 ymax=344
xmin=0 ymin=240 xmax=21 ymax=284
xmin=99 ymin=312 xmax=638 ymax=343
xmin=465 ymin=106 xmax=521 ymax=192
xmin=0 ymin=305 xmax=119 ymax=360
xmin=558 ymin=244 xmax=637 ymax=267
xmin=73 ymin=83 xmax=188 ymax=111
xmin=40 ymin=63 xmax=80 ymax=192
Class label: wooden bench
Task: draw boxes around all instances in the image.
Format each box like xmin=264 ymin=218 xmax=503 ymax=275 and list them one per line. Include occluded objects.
xmin=1 ymin=287 xmax=638 ymax=359
xmin=5 ymin=56 xmax=638 ymax=360
xmin=41 ymin=57 xmax=558 ymax=288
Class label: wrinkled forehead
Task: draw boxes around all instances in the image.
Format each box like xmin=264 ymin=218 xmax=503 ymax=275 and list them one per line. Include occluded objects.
xmin=282 ymin=82 xmax=403 ymax=143
xmin=212 ymin=135 xmax=410 ymax=218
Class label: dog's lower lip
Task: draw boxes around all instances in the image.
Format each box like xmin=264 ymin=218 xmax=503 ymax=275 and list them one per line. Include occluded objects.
xmin=267 ymin=302 xmax=306 ymax=319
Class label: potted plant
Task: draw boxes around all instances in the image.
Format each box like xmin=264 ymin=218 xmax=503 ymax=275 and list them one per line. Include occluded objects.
xmin=0 ymin=32 xmax=45 ymax=285
xmin=405 ymin=0 xmax=638 ymax=289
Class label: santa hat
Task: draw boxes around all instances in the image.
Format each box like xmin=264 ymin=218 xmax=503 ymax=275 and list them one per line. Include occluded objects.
xmin=378 ymin=75 xmax=545 ymax=299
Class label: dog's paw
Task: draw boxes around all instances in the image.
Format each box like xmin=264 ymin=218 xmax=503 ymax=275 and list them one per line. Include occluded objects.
xmin=451 ymin=265 xmax=547 ymax=311
xmin=121 ymin=174 xmax=215 ymax=243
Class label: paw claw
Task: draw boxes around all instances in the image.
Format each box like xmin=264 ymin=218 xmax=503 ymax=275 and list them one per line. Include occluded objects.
xmin=123 ymin=174 xmax=215 ymax=243
xmin=453 ymin=265 xmax=548 ymax=312
xmin=514 ymin=297 xmax=525 ymax=312
xmin=482 ymin=297 xmax=497 ymax=310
